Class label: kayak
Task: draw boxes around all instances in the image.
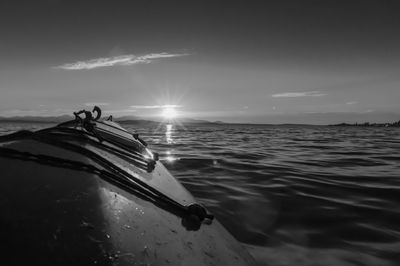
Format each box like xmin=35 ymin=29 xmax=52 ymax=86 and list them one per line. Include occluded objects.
xmin=0 ymin=107 xmax=256 ymax=266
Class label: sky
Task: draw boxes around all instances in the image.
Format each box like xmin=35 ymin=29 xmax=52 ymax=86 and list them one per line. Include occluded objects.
xmin=1 ymin=0 xmax=400 ymax=124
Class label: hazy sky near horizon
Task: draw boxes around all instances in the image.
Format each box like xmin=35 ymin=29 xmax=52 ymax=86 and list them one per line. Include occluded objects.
xmin=1 ymin=0 xmax=400 ymax=124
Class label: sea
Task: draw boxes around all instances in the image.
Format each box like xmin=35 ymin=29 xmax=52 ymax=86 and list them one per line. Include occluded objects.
xmin=1 ymin=122 xmax=400 ymax=266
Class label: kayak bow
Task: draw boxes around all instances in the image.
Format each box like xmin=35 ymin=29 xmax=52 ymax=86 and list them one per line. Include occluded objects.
xmin=0 ymin=107 xmax=256 ymax=265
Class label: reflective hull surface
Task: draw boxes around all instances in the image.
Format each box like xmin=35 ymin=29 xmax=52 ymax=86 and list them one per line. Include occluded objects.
xmin=0 ymin=135 xmax=256 ymax=265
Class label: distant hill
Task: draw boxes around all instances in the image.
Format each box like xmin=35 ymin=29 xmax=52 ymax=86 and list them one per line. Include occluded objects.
xmin=113 ymin=115 xmax=140 ymax=121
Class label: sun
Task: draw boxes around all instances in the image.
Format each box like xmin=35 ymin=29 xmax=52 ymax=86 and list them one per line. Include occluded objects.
xmin=161 ymin=107 xmax=178 ymax=119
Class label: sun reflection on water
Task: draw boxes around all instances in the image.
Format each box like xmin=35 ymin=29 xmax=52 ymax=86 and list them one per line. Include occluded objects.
xmin=164 ymin=124 xmax=178 ymax=162
xmin=165 ymin=124 xmax=173 ymax=144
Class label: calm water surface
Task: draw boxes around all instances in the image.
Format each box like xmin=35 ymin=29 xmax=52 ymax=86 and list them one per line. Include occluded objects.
xmin=1 ymin=122 xmax=400 ymax=266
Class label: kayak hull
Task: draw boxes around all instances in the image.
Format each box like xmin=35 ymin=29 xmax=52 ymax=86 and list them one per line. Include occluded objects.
xmin=0 ymin=137 xmax=256 ymax=265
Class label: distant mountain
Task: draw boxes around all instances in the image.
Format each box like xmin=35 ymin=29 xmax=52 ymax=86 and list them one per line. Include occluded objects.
xmin=113 ymin=115 xmax=140 ymax=121
xmin=117 ymin=117 xmax=219 ymax=124
xmin=115 ymin=115 xmax=218 ymax=124
xmin=174 ymin=117 xmax=215 ymax=124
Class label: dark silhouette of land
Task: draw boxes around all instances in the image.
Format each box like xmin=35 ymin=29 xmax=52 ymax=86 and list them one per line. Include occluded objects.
xmin=330 ymin=120 xmax=400 ymax=127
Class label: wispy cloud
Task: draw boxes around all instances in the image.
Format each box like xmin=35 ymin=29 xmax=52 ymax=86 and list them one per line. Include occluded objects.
xmin=55 ymin=52 xmax=189 ymax=70
xmin=272 ymin=91 xmax=326 ymax=98
xmin=84 ymin=102 xmax=109 ymax=106
xmin=346 ymin=101 xmax=358 ymax=105
xmin=130 ymin=104 xmax=182 ymax=109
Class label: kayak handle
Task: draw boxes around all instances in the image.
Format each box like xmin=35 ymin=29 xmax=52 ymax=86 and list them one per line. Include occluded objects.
xmin=187 ymin=203 xmax=214 ymax=221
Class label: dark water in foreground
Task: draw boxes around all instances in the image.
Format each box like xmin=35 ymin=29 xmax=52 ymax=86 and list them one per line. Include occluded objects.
xmin=1 ymin=123 xmax=400 ymax=266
